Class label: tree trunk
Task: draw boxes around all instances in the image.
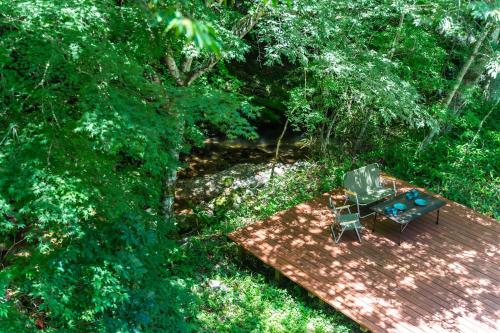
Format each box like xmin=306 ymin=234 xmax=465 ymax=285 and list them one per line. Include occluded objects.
xmin=444 ymin=24 xmax=492 ymax=109
xmin=161 ymin=4 xmax=268 ymax=222
xmin=162 ymin=95 xmax=184 ymax=225
xmin=389 ymin=10 xmax=405 ymax=59
xmin=163 ymin=158 xmax=178 ymax=224
xmin=323 ymin=114 xmax=336 ymax=154
xmin=270 ymin=119 xmax=288 ymax=179
xmin=327 ymin=95 xmax=351 ymax=151
xmin=470 ymin=100 xmax=498 ymax=145
xmin=318 ymin=122 xmax=327 ymax=153
xmin=164 ymin=3 xmax=267 ymax=87
xmin=165 ymin=48 xmax=186 ymax=86
xmin=418 ymin=23 xmax=492 ymax=151
xmin=354 ymin=111 xmax=371 ymax=152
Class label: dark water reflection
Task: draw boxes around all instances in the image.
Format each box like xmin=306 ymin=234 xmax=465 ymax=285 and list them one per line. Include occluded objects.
xmin=179 ymin=133 xmax=306 ymax=179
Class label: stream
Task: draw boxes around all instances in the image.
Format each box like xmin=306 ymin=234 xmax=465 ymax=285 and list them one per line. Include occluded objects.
xmin=178 ymin=130 xmax=307 ymax=179
xmin=175 ymin=131 xmax=307 ymax=213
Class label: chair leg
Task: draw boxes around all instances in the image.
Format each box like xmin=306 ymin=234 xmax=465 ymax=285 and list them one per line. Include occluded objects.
xmin=332 ymin=224 xmax=346 ymax=243
xmin=335 ymin=227 xmax=346 ymax=243
xmin=354 ymin=227 xmax=362 ymax=243
xmin=330 ymin=225 xmax=338 ymax=243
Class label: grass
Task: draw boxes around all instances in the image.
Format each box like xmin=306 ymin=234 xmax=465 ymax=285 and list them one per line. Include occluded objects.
xmin=169 ymin=149 xmax=498 ymax=332
xmin=168 ymin=161 xmax=362 ymax=332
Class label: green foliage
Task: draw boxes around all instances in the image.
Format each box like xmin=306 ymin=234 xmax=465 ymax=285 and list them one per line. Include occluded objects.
xmin=378 ymin=101 xmax=500 ymax=218
xmin=256 ymin=0 xmax=498 ymax=152
xmin=256 ymin=0 xmax=441 ymax=148
xmin=0 ymin=0 xmax=258 ymax=331
xmin=179 ymin=164 xmax=358 ymax=332
xmin=145 ymin=0 xmax=266 ymax=65
xmin=0 ymin=0 xmax=498 ymax=331
xmin=372 ymin=23 xmax=448 ymax=96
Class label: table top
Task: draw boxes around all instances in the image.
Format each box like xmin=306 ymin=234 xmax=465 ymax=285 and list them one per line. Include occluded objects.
xmin=370 ymin=190 xmax=446 ymax=224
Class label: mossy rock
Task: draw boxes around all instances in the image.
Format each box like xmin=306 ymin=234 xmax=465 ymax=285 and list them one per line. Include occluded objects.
xmin=222 ymin=176 xmax=234 ymax=187
xmin=214 ymin=194 xmax=230 ymax=208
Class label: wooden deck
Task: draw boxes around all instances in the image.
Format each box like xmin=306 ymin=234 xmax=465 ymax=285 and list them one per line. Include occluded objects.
xmin=228 ymin=178 xmax=500 ymax=333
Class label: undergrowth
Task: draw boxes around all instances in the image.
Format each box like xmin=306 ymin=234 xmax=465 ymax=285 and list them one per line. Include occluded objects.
xmin=169 ymin=162 xmax=361 ymax=333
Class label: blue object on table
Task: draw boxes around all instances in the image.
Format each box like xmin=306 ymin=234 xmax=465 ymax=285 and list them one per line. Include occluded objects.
xmin=415 ymin=198 xmax=427 ymax=206
xmin=394 ymin=203 xmax=407 ymax=210
xmin=411 ymin=189 xmax=419 ymax=197
xmin=405 ymin=192 xmax=413 ymax=200
xmin=384 ymin=206 xmax=392 ymax=214
xmin=392 ymin=208 xmax=399 ymax=216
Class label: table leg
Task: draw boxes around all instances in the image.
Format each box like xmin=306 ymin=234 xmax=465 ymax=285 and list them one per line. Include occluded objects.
xmin=399 ymin=223 xmax=403 ymax=246
xmin=372 ymin=213 xmax=377 ymax=232
xmin=436 ymin=208 xmax=440 ymax=225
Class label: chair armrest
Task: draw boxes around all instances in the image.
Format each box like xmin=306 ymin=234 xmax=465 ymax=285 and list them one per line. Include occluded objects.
xmin=344 ymin=189 xmax=361 ymax=208
xmin=344 ymin=189 xmax=358 ymax=197
xmin=381 ymin=177 xmax=394 ymax=184
xmin=336 ymin=205 xmax=352 ymax=214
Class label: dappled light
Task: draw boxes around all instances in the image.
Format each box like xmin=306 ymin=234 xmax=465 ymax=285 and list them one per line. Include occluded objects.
xmin=179 ymin=139 xmax=305 ymax=179
xmin=230 ymin=177 xmax=500 ymax=333
xmin=1 ymin=0 xmax=498 ymax=330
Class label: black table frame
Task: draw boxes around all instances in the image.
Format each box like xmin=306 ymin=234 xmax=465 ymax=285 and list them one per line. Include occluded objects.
xmin=370 ymin=190 xmax=446 ymax=245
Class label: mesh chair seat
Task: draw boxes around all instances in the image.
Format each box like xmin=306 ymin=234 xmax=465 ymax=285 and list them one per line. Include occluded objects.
xmin=328 ymin=197 xmax=363 ymax=243
xmin=338 ymin=214 xmax=362 ymax=228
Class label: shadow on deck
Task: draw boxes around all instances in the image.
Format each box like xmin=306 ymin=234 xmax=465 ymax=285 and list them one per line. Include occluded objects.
xmin=229 ymin=177 xmax=500 ymax=333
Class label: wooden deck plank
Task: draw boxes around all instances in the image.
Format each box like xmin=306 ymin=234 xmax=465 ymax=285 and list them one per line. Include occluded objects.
xmin=234 ymin=230 xmax=493 ymax=333
xmin=229 ymin=177 xmax=500 ymax=333
xmin=407 ymin=211 xmax=500 ymax=256
xmin=234 ymin=213 xmax=499 ymax=331
xmin=382 ymin=214 xmax=500 ymax=279
xmin=237 ymin=198 xmax=500 ymax=292
xmin=233 ymin=223 xmax=498 ymax=333
xmin=232 ymin=232 xmax=425 ymax=333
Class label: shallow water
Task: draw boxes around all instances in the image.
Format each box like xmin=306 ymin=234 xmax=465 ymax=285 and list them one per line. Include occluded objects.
xmin=175 ymin=134 xmax=305 ymax=213
xmin=179 ymin=134 xmax=306 ymax=179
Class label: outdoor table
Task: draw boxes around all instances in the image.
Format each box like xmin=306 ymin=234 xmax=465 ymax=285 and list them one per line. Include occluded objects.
xmin=370 ymin=190 xmax=446 ymax=245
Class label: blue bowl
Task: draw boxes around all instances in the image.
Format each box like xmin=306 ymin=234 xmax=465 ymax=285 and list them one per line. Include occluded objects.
xmin=394 ymin=203 xmax=407 ymax=210
xmin=415 ymin=198 xmax=427 ymax=206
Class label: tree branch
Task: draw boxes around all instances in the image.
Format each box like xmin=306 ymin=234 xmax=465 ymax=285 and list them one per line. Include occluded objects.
xmin=183 ymin=4 xmax=267 ymax=86
xmin=165 ymin=48 xmax=186 ymax=86
xmin=185 ymin=56 xmax=219 ymax=86
xmin=418 ymin=23 xmax=493 ymax=152
xmin=231 ymin=4 xmax=266 ymax=38
xmin=470 ymin=100 xmax=498 ymax=145
xmin=443 ymin=23 xmax=492 ymax=109
xmin=270 ymin=119 xmax=288 ymax=179
xmin=389 ymin=10 xmax=405 ymax=59
xmin=182 ymin=55 xmax=194 ymax=73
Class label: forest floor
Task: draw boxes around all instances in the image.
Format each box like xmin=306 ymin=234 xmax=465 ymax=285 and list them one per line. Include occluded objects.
xmin=171 ymin=149 xmax=363 ymax=332
xmin=172 ymin=137 xmax=498 ymax=332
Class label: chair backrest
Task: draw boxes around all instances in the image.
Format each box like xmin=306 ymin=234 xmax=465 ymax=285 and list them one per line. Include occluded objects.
xmin=327 ymin=196 xmax=340 ymax=218
xmin=343 ymin=163 xmax=381 ymax=194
